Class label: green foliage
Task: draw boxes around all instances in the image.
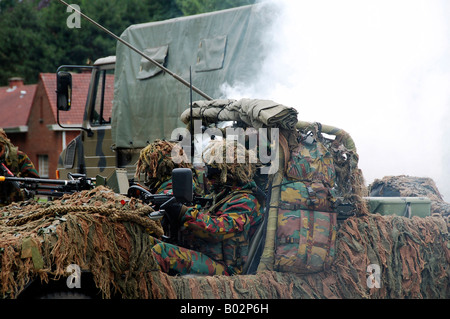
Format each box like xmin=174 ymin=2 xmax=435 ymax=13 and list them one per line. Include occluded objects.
xmin=0 ymin=0 xmax=255 ymax=86
xmin=0 ymin=0 xmax=44 ymax=85
xmin=175 ymin=0 xmax=255 ymax=16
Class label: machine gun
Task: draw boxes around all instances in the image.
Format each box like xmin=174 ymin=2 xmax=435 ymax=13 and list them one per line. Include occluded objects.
xmin=0 ymin=163 xmax=95 ymax=199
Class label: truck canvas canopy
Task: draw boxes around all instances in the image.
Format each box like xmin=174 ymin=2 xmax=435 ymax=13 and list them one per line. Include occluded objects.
xmin=111 ymin=3 xmax=275 ymax=149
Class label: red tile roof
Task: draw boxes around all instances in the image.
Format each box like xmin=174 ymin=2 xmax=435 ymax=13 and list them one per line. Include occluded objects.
xmin=40 ymin=72 xmax=91 ymax=125
xmin=0 ymin=72 xmax=114 ymax=130
xmin=0 ymin=81 xmax=36 ymax=130
xmin=41 ymin=72 xmax=115 ymax=125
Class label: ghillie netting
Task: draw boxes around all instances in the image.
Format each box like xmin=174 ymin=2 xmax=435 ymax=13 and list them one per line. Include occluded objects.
xmin=0 ymin=185 xmax=448 ymax=299
xmin=154 ymin=213 xmax=449 ymax=299
xmin=202 ymin=139 xmax=258 ymax=184
xmin=0 ymin=186 xmax=164 ymax=298
xmin=135 ymin=139 xmax=190 ymax=187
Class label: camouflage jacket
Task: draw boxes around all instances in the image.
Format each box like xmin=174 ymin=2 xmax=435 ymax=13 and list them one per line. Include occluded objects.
xmin=0 ymin=151 xmax=39 ymax=206
xmin=179 ymin=181 xmax=262 ymax=274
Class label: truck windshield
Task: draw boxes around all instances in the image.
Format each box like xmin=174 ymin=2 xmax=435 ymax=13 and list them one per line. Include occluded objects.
xmin=90 ymin=69 xmax=114 ymax=126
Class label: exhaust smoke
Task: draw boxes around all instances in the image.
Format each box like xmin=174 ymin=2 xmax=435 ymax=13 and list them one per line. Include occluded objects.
xmin=222 ymin=0 xmax=450 ymax=200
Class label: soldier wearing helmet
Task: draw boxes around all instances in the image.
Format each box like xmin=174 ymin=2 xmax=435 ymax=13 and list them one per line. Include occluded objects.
xmin=150 ymin=139 xmax=264 ymax=276
xmin=0 ymin=129 xmax=39 ymax=206
xmin=135 ymin=139 xmax=192 ymax=194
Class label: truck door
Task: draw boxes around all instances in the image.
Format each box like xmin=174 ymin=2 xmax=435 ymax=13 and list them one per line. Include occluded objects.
xmin=82 ymin=67 xmax=115 ymax=178
xmin=57 ymin=58 xmax=116 ymax=180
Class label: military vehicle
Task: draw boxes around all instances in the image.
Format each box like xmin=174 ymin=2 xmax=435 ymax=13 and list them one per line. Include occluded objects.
xmin=0 ymin=3 xmax=448 ymax=301
xmin=56 ymin=3 xmax=273 ymax=184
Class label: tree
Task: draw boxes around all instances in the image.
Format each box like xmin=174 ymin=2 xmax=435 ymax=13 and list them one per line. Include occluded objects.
xmin=0 ymin=0 xmax=17 ymax=13
xmin=0 ymin=0 xmax=255 ymax=85
xmin=175 ymin=0 xmax=255 ymax=16
xmin=36 ymin=0 xmax=183 ymax=68
xmin=0 ymin=0 xmax=44 ymax=85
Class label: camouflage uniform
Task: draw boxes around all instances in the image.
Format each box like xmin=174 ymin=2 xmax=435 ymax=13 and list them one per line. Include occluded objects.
xmin=0 ymin=129 xmax=39 ymax=206
xmin=151 ymin=139 xmax=263 ymax=276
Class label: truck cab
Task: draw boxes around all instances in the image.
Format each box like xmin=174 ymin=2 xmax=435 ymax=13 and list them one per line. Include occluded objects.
xmin=57 ymin=56 xmax=119 ymax=181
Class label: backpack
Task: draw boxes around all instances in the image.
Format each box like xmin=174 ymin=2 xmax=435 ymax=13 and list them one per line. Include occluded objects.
xmin=274 ymin=134 xmax=338 ymax=273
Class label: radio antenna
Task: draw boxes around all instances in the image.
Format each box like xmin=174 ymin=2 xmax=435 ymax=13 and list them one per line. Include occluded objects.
xmin=189 ymin=66 xmax=195 ymax=163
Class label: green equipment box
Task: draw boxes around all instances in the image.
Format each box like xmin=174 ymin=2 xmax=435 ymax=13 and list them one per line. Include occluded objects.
xmin=365 ymin=197 xmax=431 ymax=218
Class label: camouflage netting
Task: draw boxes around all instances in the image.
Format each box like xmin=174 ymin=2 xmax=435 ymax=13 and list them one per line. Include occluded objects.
xmin=0 ymin=185 xmax=448 ymax=299
xmin=160 ymin=213 xmax=449 ymax=299
xmin=0 ymin=186 xmax=166 ymax=298
xmin=370 ymin=175 xmax=450 ymax=217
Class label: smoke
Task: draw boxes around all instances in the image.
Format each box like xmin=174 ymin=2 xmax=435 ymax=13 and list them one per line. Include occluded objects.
xmin=222 ymin=0 xmax=450 ymax=200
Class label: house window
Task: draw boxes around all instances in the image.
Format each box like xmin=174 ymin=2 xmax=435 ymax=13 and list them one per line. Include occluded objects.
xmin=38 ymin=155 xmax=49 ymax=178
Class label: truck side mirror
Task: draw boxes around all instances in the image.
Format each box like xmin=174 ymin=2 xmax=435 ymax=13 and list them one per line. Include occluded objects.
xmin=172 ymin=168 xmax=193 ymax=204
xmin=57 ymin=71 xmax=72 ymax=111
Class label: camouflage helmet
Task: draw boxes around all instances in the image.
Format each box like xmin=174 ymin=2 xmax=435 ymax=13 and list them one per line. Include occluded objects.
xmin=0 ymin=128 xmax=18 ymax=163
xmin=202 ymin=139 xmax=257 ymax=185
xmin=135 ymin=139 xmax=191 ymax=185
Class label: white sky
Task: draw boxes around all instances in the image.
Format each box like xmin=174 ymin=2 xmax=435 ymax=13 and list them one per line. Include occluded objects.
xmin=223 ymin=0 xmax=450 ymax=200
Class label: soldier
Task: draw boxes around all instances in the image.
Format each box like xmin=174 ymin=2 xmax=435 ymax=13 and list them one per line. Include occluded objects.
xmin=135 ymin=139 xmax=192 ymax=194
xmin=0 ymin=129 xmax=39 ymax=206
xmin=150 ymin=139 xmax=264 ymax=276
xmin=135 ymin=138 xmax=209 ymax=196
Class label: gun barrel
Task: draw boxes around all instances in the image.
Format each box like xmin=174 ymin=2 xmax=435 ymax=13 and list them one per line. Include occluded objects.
xmin=0 ymin=176 xmax=69 ymax=185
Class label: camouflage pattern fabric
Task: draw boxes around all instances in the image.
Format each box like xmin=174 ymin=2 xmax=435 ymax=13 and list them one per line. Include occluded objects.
xmin=14 ymin=151 xmax=39 ymax=178
xmin=275 ymin=137 xmax=338 ymax=273
xmin=275 ymin=204 xmax=337 ymax=273
xmin=151 ymin=181 xmax=262 ymax=276
xmin=0 ymin=151 xmax=39 ymax=206
xmin=0 ymin=129 xmax=39 ymax=206
xmin=150 ymin=236 xmax=230 ymax=276
xmin=279 ymin=178 xmax=336 ymax=212
xmin=285 ymin=137 xmax=336 ymax=186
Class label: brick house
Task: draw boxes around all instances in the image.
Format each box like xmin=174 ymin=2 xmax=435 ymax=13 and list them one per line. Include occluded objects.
xmin=0 ymin=78 xmax=37 ymax=151
xmin=0 ymin=73 xmax=92 ymax=178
